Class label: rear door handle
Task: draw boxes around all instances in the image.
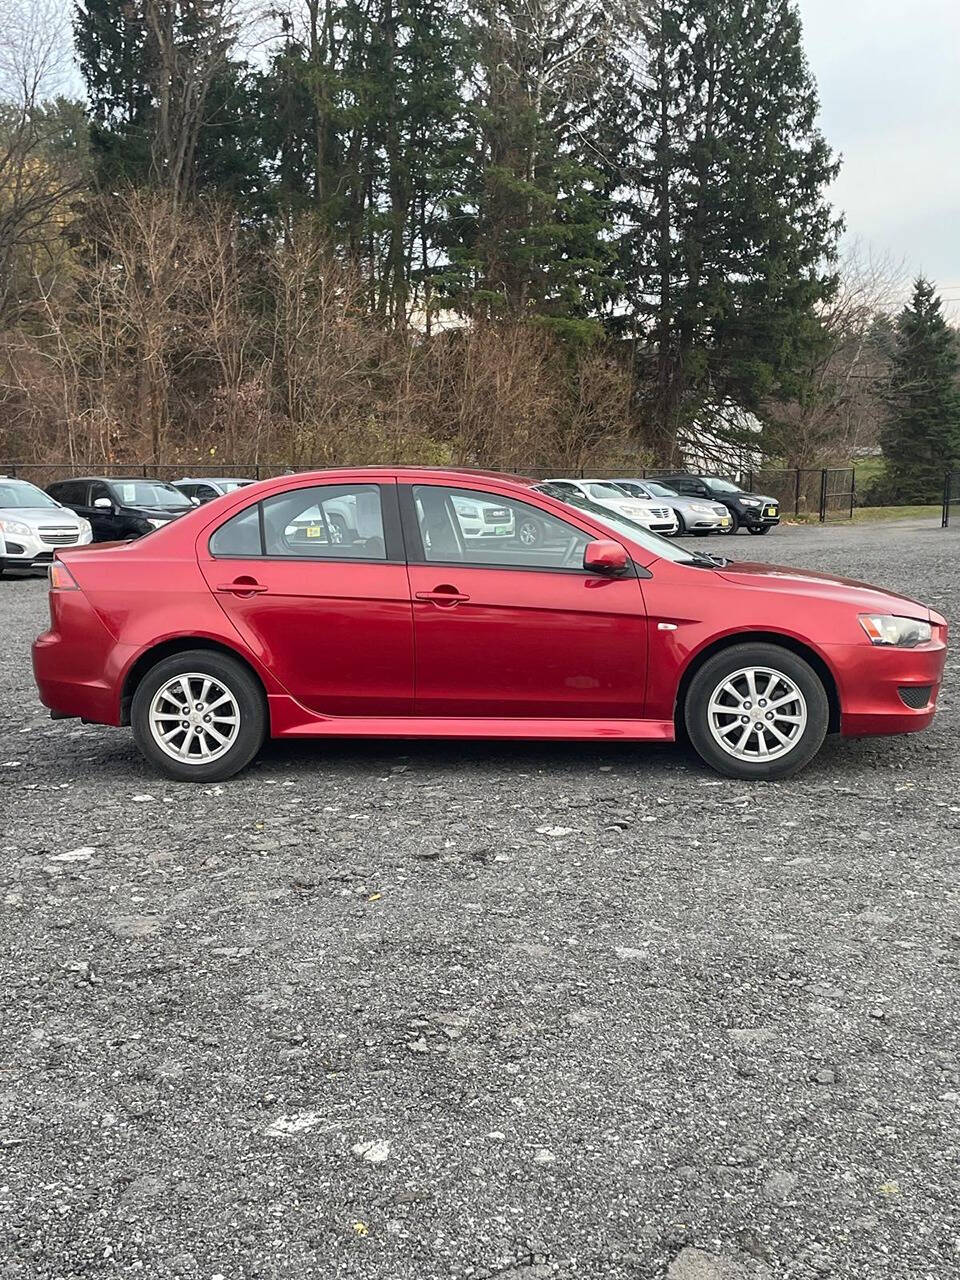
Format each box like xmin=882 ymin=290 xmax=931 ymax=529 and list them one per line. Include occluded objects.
xmin=217 ymin=577 xmax=268 ymax=596
xmin=415 ymin=586 xmax=470 ymax=607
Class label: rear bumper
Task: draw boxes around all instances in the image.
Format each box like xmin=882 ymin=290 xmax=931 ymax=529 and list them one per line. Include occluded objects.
xmin=32 ymin=590 xmax=128 ymax=726
xmin=825 ymin=639 xmax=948 ymax=737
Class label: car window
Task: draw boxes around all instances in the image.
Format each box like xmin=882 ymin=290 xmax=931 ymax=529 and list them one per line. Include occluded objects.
xmin=262 ymin=484 xmax=386 ymax=559
xmin=51 ymin=481 xmax=85 ymax=505
xmin=413 ymin=485 xmax=591 ymax=570
xmin=210 ymin=504 xmax=262 ymax=557
xmin=111 ymin=481 xmax=192 ymax=508
xmin=0 ymin=480 xmax=59 ymax=508
xmin=90 ymin=481 xmax=112 ymax=505
xmin=645 ymin=481 xmax=679 ymax=497
xmin=195 ymin=485 xmax=219 ymax=501
xmin=585 ymin=482 xmax=626 ymax=500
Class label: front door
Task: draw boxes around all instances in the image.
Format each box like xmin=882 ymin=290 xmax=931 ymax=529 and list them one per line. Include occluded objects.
xmin=198 ymin=481 xmax=414 ymax=715
xmin=403 ymin=484 xmax=649 ymax=718
xmin=86 ymin=481 xmax=117 ymax=541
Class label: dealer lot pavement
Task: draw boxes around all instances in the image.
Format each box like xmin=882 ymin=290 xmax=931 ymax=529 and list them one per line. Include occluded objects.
xmin=1 ymin=520 xmax=958 ymax=1279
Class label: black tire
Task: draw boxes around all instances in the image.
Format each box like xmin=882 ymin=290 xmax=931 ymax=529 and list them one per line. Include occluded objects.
xmin=674 ymin=512 xmax=687 ymax=536
xmin=748 ymin=524 xmax=772 ymax=535
xmin=329 ymin=514 xmax=348 ymax=544
xmin=131 ymin=649 xmax=267 ymax=782
xmin=683 ymin=643 xmax=829 ymax=781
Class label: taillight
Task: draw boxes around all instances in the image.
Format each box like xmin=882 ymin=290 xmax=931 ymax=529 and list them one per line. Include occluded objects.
xmin=49 ymin=560 xmax=79 ymax=590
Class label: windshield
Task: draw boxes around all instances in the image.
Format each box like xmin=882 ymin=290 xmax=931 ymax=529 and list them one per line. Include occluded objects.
xmin=112 ymin=481 xmax=192 ymax=508
xmin=704 ymin=477 xmax=742 ymax=494
xmin=219 ymin=480 xmax=253 ymax=492
xmin=0 ymin=480 xmax=60 ymax=509
xmin=644 ymin=481 xmax=680 ymax=497
xmin=586 ymin=482 xmax=630 ymax=500
xmin=536 ymin=488 xmax=713 ymax=565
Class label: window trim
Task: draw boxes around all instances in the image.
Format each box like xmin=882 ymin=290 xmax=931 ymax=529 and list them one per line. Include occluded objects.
xmin=398 ymin=482 xmax=639 ymax=577
xmin=207 ymin=480 xmax=405 ymax=564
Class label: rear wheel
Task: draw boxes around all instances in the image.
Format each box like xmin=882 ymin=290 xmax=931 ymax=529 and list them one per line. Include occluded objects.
xmin=131 ymin=650 xmax=267 ymax=782
xmin=683 ymin=643 xmax=829 ymax=780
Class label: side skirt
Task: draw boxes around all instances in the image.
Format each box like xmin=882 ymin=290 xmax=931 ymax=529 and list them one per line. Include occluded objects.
xmin=268 ymin=695 xmax=675 ymax=742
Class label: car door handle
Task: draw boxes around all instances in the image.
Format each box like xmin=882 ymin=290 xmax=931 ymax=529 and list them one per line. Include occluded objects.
xmin=415 ymin=586 xmax=470 ymax=607
xmin=217 ymin=577 xmax=268 ymax=597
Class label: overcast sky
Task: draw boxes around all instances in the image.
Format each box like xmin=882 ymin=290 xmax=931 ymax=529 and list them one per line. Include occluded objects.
xmin=799 ymin=0 xmax=960 ymax=314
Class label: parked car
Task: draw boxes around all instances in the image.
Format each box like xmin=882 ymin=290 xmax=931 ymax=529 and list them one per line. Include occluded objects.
xmin=46 ymin=477 xmax=195 ymax=541
xmin=33 ymin=468 xmax=947 ymax=784
xmin=538 ymin=478 xmax=679 ymax=535
xmin=172 ymin=477 xmax=256 ymax=504
xmin=614 ymin=478 xmax=731 ymax=535
xmin=0 ymin=477 xmax=93 ymax=575
xmin=656 ymin=474 xmax=781 ymax=534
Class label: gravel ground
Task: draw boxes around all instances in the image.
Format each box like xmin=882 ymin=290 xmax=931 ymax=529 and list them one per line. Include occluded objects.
xmin=1 ymin=518 xmax=958 ymax=1280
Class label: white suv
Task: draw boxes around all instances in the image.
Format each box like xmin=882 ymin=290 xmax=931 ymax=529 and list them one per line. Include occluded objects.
xmin=0 ymin=477 xmax=93 ymax=575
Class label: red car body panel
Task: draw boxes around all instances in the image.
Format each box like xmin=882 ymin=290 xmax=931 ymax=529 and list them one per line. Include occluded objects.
xmin=32 ymin=467 xmax=948 ymax=744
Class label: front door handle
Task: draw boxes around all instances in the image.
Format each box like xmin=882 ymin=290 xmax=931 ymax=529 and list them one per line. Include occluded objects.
xmin=217 ymin=576 xmax=268 ymax=597
xmin=415 ymin=585 xmax=470 ymax=607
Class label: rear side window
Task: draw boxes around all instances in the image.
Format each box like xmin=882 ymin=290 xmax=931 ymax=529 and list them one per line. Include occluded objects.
xmin=261 ymin=485 xmax=386 ymax=559
xmin=210 ymin=504 xmax=262 ymax=557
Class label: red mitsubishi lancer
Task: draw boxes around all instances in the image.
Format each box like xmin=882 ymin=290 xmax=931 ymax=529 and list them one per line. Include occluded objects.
xmin=32 ymin=468 xmax=947 ymax=782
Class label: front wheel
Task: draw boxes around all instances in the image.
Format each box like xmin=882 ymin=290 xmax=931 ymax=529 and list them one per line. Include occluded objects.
xmin=748 ymin=524 xmax=772 ymax=535
xmin=131 ymin=650 xmax=267 ymax=782
xmin=516 ymin=516 xmax=543 ymax=547
xmin=718 ymin=510 xmax=739 ymax=535
xmin=684 ymin=643 xmax=829 ymax=780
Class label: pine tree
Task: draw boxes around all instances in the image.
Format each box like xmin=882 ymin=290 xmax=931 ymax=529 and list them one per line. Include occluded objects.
xmin=620 ymin=0 xmax=841 ymax=458
xmin=880 ymin=278 xmax=960 ymax=503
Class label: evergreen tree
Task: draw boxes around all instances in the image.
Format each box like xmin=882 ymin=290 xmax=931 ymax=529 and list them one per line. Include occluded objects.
xmin=880 ymin=278 xmax=960 ymax=503
xmin=619 ymin=0 xmax=841 ymax=457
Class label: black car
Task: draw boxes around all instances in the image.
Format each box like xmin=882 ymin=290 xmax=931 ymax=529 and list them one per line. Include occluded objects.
xmin=46 ymin=477 xmax=195 ymax=542
xmin=655 ymin=474 xmax=780 ymax=535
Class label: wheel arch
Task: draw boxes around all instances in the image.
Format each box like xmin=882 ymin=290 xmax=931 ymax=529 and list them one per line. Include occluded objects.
xmin=120 ymin=636 xmax=268 ymax=726
xmin=674 ymin=631 xmax=841 ymax=736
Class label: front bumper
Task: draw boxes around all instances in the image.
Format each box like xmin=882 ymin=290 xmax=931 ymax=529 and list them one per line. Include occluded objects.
xmin=3 ymin=527 xmax=91 ymax=566
xmin=740 ymin=505 xmax=780 ymax=528
xmin=825 ymin=635 xmax=948 ymax=737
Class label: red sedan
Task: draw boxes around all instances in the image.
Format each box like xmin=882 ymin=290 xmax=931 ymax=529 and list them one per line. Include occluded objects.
xmin=32 ymin=468 xmax=947 ymax=782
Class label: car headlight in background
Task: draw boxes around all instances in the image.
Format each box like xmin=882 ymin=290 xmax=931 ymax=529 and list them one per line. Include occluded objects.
xmin=859 ymin=614 xmax=932 ymax=647
xmin=146 ymin=518 xmax=168 ymax=529
xmin=689 ymin=503 xmax=716 ymax=514
xmin=0 ymin=517 xmax=33 ymax=537
xmin=740 ymin=498 xmax=761 ymax=507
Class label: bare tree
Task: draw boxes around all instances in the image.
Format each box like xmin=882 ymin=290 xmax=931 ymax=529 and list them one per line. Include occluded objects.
xmin=0 ymin=0 xmax=83 ymax=322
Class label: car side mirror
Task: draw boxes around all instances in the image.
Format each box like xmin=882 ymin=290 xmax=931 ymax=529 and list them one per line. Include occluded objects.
xmin=190 ymin=496 xmax=201 ymax=505
xmin=93 ymin=497 xmax=113 ymax=509
xmin=583 ymin=539 xmax=629 ymax=576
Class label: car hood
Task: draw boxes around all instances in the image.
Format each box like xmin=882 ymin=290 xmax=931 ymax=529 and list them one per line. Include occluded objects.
xmin=716 ymin=560 xmax=931 ymax=620
xmin=0 ymin=505 xmax=85 ymax=528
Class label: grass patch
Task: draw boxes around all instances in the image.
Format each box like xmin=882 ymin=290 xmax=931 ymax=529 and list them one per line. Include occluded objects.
xmin=852 ymin=504 xmax=942 ymax=523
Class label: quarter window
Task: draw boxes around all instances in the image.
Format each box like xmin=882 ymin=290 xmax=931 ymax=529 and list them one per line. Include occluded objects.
xmin=412 ymin=485 xmax=591 ymax=570
xmin=210 ymin=504 xmax=262 ymax=557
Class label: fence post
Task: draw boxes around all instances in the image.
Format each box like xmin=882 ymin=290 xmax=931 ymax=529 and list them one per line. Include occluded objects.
xmin=794 ymin=469 xmax=801 ymax=518
xmin=943 ymin=471 xmax=953 ymax=529
xmin=818 ymin=469 xmax=828 ymax=523
xmin=849 ymin=468 xmax=856 ymax=519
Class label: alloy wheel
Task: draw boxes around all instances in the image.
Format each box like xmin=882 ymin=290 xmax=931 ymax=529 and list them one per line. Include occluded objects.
xmin=148 ymin=672 xmax=241 ymax=764
xmin=706 ymin=665 xmax=808 ymax=762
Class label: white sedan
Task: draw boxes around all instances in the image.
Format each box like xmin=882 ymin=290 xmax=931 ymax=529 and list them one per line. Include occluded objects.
xmin=539 ymin=478 xmax=680 ymax=535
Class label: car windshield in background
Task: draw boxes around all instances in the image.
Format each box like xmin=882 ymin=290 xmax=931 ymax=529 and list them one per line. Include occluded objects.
xmin=539 ymin=489 xmax=712 ymax=565
xmin=704 ymin=477 xmax=742 ymax=494
xmin=586 ymin=482 xmax=629 ymax=500
xmin=0 ymin=481 xmax=60 ymax=508
xmin=112 ymin=482 xmax=192 ymax=508
xmin=644 ymin=481 xmax=680 ymax=497
xmin=218 ymin=481 xmax=253 ymax=492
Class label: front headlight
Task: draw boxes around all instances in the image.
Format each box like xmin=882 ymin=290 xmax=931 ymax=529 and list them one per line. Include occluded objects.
xmin=859 ymin=614 xmax=932 ymax=647
xmin=0 ymin=517 xmax=32 ymax=537
xmin=146 ymin=518 xmax=167 ymax=529
xmin=689 ymin=503 xmax=715 ymax=514
xmin=740 ymin=498 xmax=761 ymax=507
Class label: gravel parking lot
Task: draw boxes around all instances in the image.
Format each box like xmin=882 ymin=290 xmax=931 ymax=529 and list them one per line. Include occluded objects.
xmin=2 ymin=519 xmax=958 ymax=1280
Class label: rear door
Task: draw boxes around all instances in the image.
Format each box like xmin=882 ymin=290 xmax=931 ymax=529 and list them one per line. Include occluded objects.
xmin=198 ymin=480 xmax=414 ymax=716
xmin=402 ymin=484 xmax=649 ymax=718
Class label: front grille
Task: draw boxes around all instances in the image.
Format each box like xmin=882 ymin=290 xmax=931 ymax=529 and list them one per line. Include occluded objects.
xmin=898 ymin=685 xmax=932 ymax=709
xmin=39 ymin=528 xmax=80 ymax=546
xmin=649 ymin=507 xmax=671 ymax=519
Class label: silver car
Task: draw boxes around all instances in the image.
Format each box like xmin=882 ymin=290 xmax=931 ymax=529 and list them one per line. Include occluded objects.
xmin=0 ymin=477 xmax=93 ymax=575
xmin=171 ymin=477 xmax=256 ymax=504
xmin=615 ymin=479 xmax=732 ymax=535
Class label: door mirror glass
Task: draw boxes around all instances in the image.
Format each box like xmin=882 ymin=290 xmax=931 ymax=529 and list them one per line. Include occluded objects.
xmin=93 ymin=496 xmax=113 ymax=509
xmin=583 ymin=539 xmax=628 ymax=576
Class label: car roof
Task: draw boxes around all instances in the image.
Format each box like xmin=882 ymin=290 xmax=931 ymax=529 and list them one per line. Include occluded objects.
xmin=175 ymin=476 xmax=253 ymax=484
